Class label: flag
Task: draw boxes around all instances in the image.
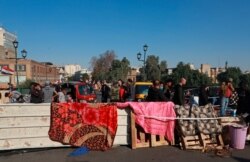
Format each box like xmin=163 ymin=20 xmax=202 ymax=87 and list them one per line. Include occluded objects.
xmin=1 ymin=66 xmax=14 ymax=75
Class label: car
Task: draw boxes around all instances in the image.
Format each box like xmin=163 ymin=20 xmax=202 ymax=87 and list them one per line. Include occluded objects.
xmin=60 ymin=81 xmax=96 ymax=103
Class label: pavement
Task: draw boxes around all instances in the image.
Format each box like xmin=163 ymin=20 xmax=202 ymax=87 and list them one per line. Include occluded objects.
xmin=1 ymin=144 xmax=250 ymax=162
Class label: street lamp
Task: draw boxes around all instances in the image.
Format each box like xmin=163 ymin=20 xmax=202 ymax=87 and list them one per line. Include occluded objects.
xmin=12 ymin=40 xmax=28 ymax=88
xmin=44 ymin=62 xmax=53 ymax=81
xmin=137 ymin=44 xmax=148 ymax=81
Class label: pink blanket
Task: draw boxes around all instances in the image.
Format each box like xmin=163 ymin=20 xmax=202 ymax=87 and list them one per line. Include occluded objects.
xmin=117 ymin=102 xmax=176 ymax=142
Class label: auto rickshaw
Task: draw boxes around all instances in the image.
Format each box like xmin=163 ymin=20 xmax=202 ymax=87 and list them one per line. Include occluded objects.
xmin=134 ymin=82 xmax=152 ymax=101
xmin=60 ymin=81 xmax=96 ymax=102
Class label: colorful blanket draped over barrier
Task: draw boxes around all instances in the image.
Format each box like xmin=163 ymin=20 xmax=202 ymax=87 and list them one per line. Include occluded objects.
xmin=49 ymin=103 xmax=117 ymax=151
xmin=117 ymin=102 xmax=176 ymax=142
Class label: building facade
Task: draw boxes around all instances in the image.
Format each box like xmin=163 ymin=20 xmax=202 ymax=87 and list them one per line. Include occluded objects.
xmin=0 ymin=59 xmax=60 ymax=88
xmin=0 ymin=27 xmax=60 ymax=88
xmin=0 ymin=27 xmax=16 ymax=59
xmin=64 ymin=64 xmax=81 ymax=77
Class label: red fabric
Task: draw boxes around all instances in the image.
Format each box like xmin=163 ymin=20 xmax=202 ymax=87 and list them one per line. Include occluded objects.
xmin=224 ymin=86 xmax=232 ymax=98
xmin=117 ymin=102 xmax=176 ymax=142
xmin=49 ymin=103 xmax=117 ymax=151
xmin=119 ymin=87 xmax=125 ymax=101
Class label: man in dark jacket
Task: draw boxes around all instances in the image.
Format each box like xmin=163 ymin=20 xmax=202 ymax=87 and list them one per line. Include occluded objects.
xmin=30 ymin=83 xmax=44 ymax=103
xmin=101 ymin=80 xmax=111 ymax=103
xmin=199 ymin=84 xmax=209 ymax=106
xmin=147 ymin=80 xmax=167 ymax=102
xmin=173 ymin=77 xmax=186 ymax=105
xmin=125 ymin=78 xmax=135 ymax=101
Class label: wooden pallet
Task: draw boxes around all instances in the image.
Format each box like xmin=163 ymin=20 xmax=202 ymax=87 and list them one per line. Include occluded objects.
xmin=131 ymin=112 xmax=150 ymax=149
xmin=200 ymin=133 xmax=224 ymax=149
xmin=180 ymin=133 xmax=224 ymax=150
xmin=151 ymin=134 xmax=172 ymax=147
xmin=130 ymin=111 xmax=171 ymax=149
xmin=180 ymin=135 xmax=203 ymax=150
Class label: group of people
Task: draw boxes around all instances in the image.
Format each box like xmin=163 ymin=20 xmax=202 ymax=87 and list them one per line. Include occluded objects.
xmin=145 ymin=77 xmax=187 ymax=106
xmin=92 ymin=78 xmax=135 ymax=103
xmin=5 ymin=81 xmax=71 ymax=103
xmin=218 ymin=78 xmax=250 ymax=120
xmin=4 ymin=77 xmax=250 ymax=121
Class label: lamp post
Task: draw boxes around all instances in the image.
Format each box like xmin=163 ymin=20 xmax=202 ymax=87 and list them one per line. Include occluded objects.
xmin=137 ymin=44 xmax=148 ymax=81
xmin=44 ymin=62 xmax=53 ymax=81
xmin=12 ymin=40 xmax=27 ymax=88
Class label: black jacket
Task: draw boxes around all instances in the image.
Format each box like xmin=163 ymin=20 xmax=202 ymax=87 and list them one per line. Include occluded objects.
xmin=173 ymin=84 xmax=185 ymax=105
xmin=147 ymin=86 xmax=167 ymax=102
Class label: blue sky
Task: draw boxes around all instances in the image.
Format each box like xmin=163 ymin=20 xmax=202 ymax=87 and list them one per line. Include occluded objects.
xmin=0 ymin=0 xmax=250 ymax=71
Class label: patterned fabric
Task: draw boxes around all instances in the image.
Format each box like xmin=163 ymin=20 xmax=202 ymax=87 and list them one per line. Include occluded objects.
xmin=229 ymin=91 xmax=239 ymax=106
xmin=175 ymin=105 xmax=198 ymax=136
xmin=175 ymin=104 xmax=222 ymax=136
xmin=192 ymin=104 xmax=222 ymax=135
xmin=49 ymin=103 xmax=117 ymax=151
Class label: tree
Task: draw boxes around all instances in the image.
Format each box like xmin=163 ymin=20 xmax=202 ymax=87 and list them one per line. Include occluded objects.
xmin=217 ymin=67 xmax=242 ymax=87
xmin=91 ymin=50 xmax=116 ymax=81
xmin=170 ymin=62 xmax=212 ymax=87
xmin=145 ymin=55 xmax=161 ymax=81
xmin=81 ymin=73 xmax=90 ymax=82
xmin=19 ymin=79 xmax=34 ymax=89
xmin=239 ymin=73 xmax=250 ymax=88
xmin=107 ymin=57 xmax=131 ymax=82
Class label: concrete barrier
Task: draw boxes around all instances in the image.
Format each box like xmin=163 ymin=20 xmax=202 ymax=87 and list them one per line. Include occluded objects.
xmin=0 ymin=103 xmax=130 ymax=150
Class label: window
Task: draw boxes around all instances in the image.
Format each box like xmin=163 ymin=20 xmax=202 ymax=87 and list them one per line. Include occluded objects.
xmin=15 ymin=65 xmax=26 ymax=71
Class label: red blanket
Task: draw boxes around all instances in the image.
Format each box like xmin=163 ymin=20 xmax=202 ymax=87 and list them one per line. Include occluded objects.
xmin=49 ymin=103 xmax=117 ymax=151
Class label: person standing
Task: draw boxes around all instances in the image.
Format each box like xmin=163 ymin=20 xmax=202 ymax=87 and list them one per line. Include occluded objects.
xmin=125 ymin=78 xmax=135 ymax=101
xmin=58 ymin=87 xmax=68 ymax=103
xmin=237 ymin=82 xmax=249 ymax=114
xmin=30 ymin=83 xmax=44 ymax=103
xmin=220 ymin=78 xmax=234 ymax=116
xmin=42 ymin=81 xmax=57 ymax=103
xmin=164 ymin=79 xmax=174 ymax=101
xmin=118 ymin=79 xmax=126 ymax=102
xmin=110 ymin=81 xmax=119 ymax=102
xmin=173 ymin=77 xmax=187 ymax=105
xmin=146 ymin=80 xmax=167 ymax=101
xmin=199 ymin=84 xmax=209 ymax=106
xmin=101 ymin=80 xmax=111 ymax=103
xmin=93 ymin=80 xmax=102 ymax=103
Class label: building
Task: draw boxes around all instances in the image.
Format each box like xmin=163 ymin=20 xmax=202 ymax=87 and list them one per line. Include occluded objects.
xmin=200 ymin=64 xmax=211 ymax=76
xmin=74 ymin=68 xmax=92 ymax=81
xmin=0 ymin=59 xmax=60 ymax=89
xmin=0 ymin=27 xmax=60 ymax=88
xmin=210 ymin=67 xmax=226 ymax=83
xmin=64 ymin=64 xmax=81 ymax=77
xmin=127 ymin=68 xmax=137 ymax=81
xmin=200 ymin=64 xmax=226 ymax=83
xmin=0 ymin=27 xmax=16 ymax=59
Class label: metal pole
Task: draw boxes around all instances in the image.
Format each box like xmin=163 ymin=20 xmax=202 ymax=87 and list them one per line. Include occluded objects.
xmin=14 ymin=47 xmax=19 ymax=88
xmin=143 ymin=50 xmax=146 ymax=81
xmin=46 ymin=64 xmax=47 ymax=80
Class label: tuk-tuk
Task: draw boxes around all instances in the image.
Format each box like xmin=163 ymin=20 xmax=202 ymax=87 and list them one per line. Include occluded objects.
xmin=60 ymin=81 xmax=96 ymax=102
xmin=134 ymin=82 xmax=152 ymax=101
